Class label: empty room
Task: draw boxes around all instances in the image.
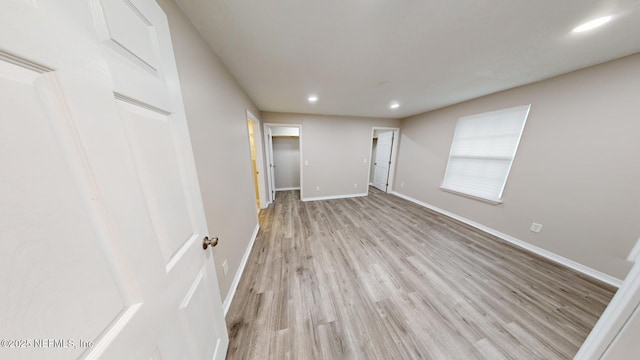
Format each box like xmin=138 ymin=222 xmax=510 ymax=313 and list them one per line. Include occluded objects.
xmin=2 ymin=1 xmax=639 ymax=360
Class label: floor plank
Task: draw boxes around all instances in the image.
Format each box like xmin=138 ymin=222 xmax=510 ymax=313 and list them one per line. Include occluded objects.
xmin=226 ymin=188 xmax=616 ymax=359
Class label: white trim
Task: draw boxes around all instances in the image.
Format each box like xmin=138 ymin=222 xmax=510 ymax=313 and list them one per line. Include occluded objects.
xmin=575 ymin=261 xmax=640 ymax=359
xmin=440 ymin=186 xmax=503 ymax=205
xmin=627 ymin=237 xmax=640 ymax=263
xmin=390 ymin=191 xmax=623 ymax=288
xmin=276 ymin=187 xmax=300 ymax=191
xmin=264 ymin=123 xmax=303 ymax=203
xmin=264 ymin=126 xmax=275 ymax=205
xmin=302 ymin=192 xmax=367 ymax=202
xmin=223 ymin=224 xmax=260 ymax=315
xmin=298 ymin=125 xmax=304 ymax=200
xmin=247 ymin=110 xmax=267 ymax=209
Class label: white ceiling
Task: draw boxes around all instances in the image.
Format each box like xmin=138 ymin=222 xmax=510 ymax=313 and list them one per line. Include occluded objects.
xmin=174 ymin=0 xmax=640 ymax=119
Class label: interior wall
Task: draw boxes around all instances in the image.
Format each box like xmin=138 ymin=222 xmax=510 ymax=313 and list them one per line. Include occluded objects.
xmin=271 ymin=127 xmax=300 ymax=136
xmin=261 ymin=112 xmax=401 ymax=199
xmin=273 ymin=137 xmax=300 ymax=190
xmin=395 ymin=53 xmax=640 ymax=280
xmin=159 ymin=0 xmax=261 ymax=302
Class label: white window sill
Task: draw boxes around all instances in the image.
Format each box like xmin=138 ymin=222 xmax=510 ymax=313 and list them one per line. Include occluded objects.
xmin=439 ymin=186 xmax=503 ymax=205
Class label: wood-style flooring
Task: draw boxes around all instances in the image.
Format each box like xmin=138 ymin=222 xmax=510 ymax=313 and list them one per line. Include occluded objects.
xmin=225 ymin=188 xmax=616 ymax=359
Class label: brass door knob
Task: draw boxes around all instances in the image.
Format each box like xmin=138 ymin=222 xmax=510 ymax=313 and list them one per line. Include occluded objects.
xmin=202 ymin=236 xmax=219 ymax=250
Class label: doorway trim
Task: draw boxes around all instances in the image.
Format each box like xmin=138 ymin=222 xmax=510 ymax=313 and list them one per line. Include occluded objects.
xmin=574 ymin=244 xmax=640 ymax=359
xmin=247 ymin=110 xmax=267 ymax=209
xmin=263 ymin=123 xmax=303 ymax=204
xmin=367 ymin=127 xmax=400 ymax=194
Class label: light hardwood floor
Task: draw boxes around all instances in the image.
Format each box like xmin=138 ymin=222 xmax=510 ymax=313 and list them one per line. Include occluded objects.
xmin=225 ymin=188 xmax=615 ymax=359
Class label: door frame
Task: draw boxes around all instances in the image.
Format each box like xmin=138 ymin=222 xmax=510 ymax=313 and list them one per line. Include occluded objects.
xmin=263 ymin=123 xmax=303 ymax=204
xmin=574 ymin=242 xmax=640 ymax=359
xmin=367 ymin=127 xmax=400 ymax=194
xmin=247 ymin=110 xmax=267 ymax=209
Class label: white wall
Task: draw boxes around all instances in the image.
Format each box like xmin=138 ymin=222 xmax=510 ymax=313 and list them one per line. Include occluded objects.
xmin=271 ymin=127 xmax=300 ymax=137
xmin=273 ymin=137 xmax=300 ymax=190
xmin=159 ymin=0 xmax=261 ymax=301
xmin=261 ymin=112 xmax=401 ymax=199
xmin=395 ymin=53 xmax=640 ymax=280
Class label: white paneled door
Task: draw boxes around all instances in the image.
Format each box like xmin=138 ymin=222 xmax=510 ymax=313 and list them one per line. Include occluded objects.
xmin=372 ymin=131 xmax=394 ymax=192
xmin=0 ymin=1 xmax=228 ymax=359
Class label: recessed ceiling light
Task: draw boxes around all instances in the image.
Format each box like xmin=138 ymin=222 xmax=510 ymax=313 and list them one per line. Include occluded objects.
xmin=572 ymin=15 xmax=613 ymax=33
xmin=308 ymin=95 xmax=318 ymax=102
xmin=390 ymin=102 xmax=400 ymax=109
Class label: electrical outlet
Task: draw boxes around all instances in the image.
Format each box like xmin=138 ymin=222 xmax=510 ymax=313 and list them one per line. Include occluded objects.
xmin=222 ymin=259 xmax=228 ymax=276
xmin=530 ymin=222 xmax=543 ymax=233
xmin=354 ymin=183 xmax=358 ymax=188
xmin=400 ymin=182 xmax=405 ymax=187
xmin=363 ymin=158 xmax=367 ymax=163
xmin=316 ymin=186 xmax=320 ymax=191
xmin=304 ymin=160 xmax=309 ymax=166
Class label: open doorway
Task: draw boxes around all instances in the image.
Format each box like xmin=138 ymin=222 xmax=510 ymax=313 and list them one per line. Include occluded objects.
xmin=247 ymin=110 xmax=266 ymax=210
xmin=368 ymin=127 xmax=400 ymax=193
xmin=264 ymin=124 xmax=303 ymax=203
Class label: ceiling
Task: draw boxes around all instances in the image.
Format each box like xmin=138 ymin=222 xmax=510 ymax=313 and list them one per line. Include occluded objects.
xmin=174 ymin=0 xmax=640 ymax=119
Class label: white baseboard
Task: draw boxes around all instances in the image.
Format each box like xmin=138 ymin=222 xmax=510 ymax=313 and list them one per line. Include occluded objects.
xmin=223 ymin=223 xmax=260 ymax=315
xmin=275 ymin=187 xmax=300 ymax=191
xmin=302 ymin=192 xmax=368 ymax=202
xmin=390 ymin=191 xmax=623 ymax=288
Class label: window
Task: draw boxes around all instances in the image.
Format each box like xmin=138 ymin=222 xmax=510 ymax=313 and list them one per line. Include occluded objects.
xmin=441 ymin=105 xmax=530 ymax=204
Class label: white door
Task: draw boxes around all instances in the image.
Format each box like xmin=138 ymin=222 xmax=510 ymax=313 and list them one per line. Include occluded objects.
xmin=372 ymin=131 xmax=394 ymax=192
xmin=265 ymin=127 xmax=277 ymax=202
xmin=0 ymin=1 xmax=228 ymax=360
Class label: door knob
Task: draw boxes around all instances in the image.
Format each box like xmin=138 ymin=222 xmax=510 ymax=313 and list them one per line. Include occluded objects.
xmin=202 ymin=236 xmax=219 ymax=250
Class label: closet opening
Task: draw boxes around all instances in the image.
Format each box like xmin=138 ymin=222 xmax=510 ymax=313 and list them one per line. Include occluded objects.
xmin=368 ymin=127 xmax=400 ymax=193
xmin=264 ymin=124 xmax=303 ymax=203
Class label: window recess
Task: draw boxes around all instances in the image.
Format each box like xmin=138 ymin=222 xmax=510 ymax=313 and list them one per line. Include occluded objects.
xmin=440 ymin=104 xmax=531 ymax=204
